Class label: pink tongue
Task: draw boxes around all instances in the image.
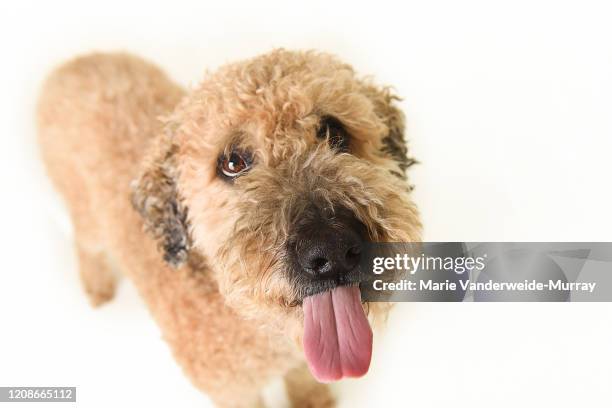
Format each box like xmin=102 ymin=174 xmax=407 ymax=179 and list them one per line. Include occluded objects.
xmin=302 ymin=286 xmax=373 ymax=382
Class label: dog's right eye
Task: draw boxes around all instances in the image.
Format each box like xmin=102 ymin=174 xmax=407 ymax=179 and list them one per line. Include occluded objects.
xmin=217 ymin=150 xmax=252 ymax=181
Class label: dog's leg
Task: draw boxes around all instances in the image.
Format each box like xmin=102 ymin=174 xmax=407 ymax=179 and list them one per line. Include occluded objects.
xmin=71 ymin=193 xmax=118 ymax=307
xmin=55 ymin=168 xmax=118 ymax=307
xmin=284 ymin=365 xmax=335 ymax=408
xmin=75 ymin=243 xmax=117 ymax=306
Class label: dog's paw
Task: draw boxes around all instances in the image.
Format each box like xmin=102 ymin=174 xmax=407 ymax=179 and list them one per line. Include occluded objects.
xmin=84 ymin=278 xmax=116 ymax=307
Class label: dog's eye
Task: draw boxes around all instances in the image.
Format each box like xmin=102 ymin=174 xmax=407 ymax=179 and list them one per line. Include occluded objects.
xmin=218 ymin=150 xmax=252 ymax=180
xmin=317 ymin=116 xmax=350 ymax=152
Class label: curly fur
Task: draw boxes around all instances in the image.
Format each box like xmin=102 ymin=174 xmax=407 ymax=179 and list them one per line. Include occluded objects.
xmin=37 ymin=49 xmax=421 ymax=407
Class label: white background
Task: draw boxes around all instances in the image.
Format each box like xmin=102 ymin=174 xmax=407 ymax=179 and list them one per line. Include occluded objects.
xmin=1 ymin=1 xmax=611 ymax=407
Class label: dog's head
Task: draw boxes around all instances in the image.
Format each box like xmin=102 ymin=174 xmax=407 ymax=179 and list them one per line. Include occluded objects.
xmin=132 ymin=49 xmax=421 ymax=382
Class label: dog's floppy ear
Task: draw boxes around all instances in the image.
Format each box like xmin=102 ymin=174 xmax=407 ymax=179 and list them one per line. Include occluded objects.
xmin=131 ymin=130 xmax=191 ymax=267
xmin=361 ymin=83 xmax=416 ymax=177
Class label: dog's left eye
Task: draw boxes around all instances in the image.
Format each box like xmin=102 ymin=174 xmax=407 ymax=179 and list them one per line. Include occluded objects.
xmin=317 ymin=116 xmax=350 ymax=152
xmin=218 ymin=150 xmax=252 ymax=180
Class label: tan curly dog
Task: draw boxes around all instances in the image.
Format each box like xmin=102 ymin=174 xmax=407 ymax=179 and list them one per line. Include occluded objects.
xmin=37 ymin=49 xmax=421 ymax=407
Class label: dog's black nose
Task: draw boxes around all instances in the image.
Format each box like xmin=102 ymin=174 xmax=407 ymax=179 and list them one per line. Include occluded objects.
xmin=295 ymin=218 xmax=363 ymax=280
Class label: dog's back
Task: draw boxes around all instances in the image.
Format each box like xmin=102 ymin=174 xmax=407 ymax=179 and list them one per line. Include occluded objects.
xmin=37 ymin=53 xmax=184 ymax=303
xmin=37 ymin=53 xmax=184 ymax=216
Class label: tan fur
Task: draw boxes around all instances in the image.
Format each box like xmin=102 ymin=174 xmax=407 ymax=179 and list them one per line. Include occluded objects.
xmin=37 ymin=49 xmax=421 ymax=407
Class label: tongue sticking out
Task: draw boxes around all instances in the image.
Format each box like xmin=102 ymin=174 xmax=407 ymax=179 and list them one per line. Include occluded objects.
xmin=302 ymin=285 xmax=373 ymax=382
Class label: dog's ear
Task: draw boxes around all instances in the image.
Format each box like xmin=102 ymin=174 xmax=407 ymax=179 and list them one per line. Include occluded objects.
xmin=361 ymin=83 xmax=416 ymax=177
xmin=131 ymin=130 xmax=191 ymax=267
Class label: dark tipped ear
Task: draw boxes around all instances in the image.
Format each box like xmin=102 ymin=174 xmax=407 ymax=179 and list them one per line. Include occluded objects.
xmin=361 ymin=83 xmax=416 ymax=177
xmin=131 ymin=133 xmax=191 ymax=267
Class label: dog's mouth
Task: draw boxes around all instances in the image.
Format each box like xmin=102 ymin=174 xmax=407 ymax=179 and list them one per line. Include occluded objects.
xmin=301 ymin=283 xmax=373 ymax=383
xmin=296 ymin=268 xmax=364 ymax=299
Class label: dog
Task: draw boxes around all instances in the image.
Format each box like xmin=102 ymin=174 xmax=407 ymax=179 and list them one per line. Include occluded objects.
xmin=37 ymin=49 xmax=421 ymax=407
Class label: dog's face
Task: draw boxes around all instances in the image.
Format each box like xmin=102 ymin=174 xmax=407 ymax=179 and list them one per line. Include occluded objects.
xmin=132 ymin=50 xmax=421 ymax=381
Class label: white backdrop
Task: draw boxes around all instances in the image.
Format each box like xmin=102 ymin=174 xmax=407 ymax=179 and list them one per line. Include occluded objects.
xmin=1 ymin=1 xmax=611 ymax=407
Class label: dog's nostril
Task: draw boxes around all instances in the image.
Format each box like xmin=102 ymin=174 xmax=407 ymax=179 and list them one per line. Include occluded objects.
xmin=311 ymin=257 xmax=331 ymax=275
xmin=345 ymin=245 xmax=362 ymax=269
